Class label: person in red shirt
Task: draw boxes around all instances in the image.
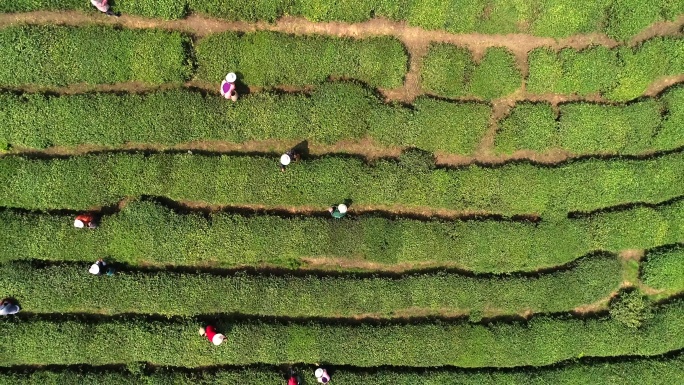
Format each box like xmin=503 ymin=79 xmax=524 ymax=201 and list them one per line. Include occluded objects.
xmin=199 ymin=325 xmax=226 ymax=346
xmin=74 ymin=214 xmax=98 ymax=229
xmin=288 ymin=376 xmax=299 ymax=385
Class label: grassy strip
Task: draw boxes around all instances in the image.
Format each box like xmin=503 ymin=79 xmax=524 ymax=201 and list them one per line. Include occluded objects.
xmin=3 ymin=0 xmax=683 ymax=40
xmin=5 ymin=199 xmax=683 ymax=273
xmin=527 ymin=37 xmax=684 ymax=101
xmin=3 ymin=354 xmax=684 ymax=385
xmin=494 ymin=86 xmax=684 ymax=155
xmin=0 ymin=152 xmax=683 ymax=217
xmin=195 ymin=31 xmax=407 ymax=88
xmin=641 ymin=246 xmax=684 ymax=292
xmin=421 ymin=45 xmax=522 ymax=99
xmin=0 ymin=255 xmax=623 ymax=318
xmin=1 ymin=300 xmax=683 ymax=367
xmin=0 ymin=83 xmax=490 ymax=154
xmin=0 ymin=26 xmax=190 ymax=86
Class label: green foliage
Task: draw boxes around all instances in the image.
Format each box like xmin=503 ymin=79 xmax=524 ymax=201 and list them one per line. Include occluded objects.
xmin=609 ymin=290 xmax=654 ymax=328
xmin=0 ymin=84 xmax=489 ymax=153
xmin=609 ymin=38 xmax=684 ymax=101
xmin=468 ymin=48 xmax=523 ymax=99
xmin=195 ymin=31 xmax=407 ymax=88
xmin=3 ymin=355 xmax=684 ymax=385
xmin=0 ymin=255 xmax=622 ymax=317
xmin=1 ymin=300 xmax=684 ymax=367
xmin=421 ymin=44 xmax=522 ymax=99
xmin=4 ymin=199 xmax=684 ymax=273
xmin=494 ymin=103 xmax=557 ymax=154
xmin=0 ymin=152 xmax=682 ymax=217
xmin=398 ymin=148 xmax=436 ymax=173
xmin=530 ymin=0 xmax=611 ymax=37
xmin=0 ymin=26 xmax=191 ymax=86
xmin=3 ymin=0 xmax=679 ymax=39
xmin=527 ymin=46 xmax=620 ymax=96
xmin=642 ymin=246 xmax=684 ymax=292
xmin=495 ymin=86 xmax=684 ymax=155
xmin=528 ymin=38 xmax=684 ymax=101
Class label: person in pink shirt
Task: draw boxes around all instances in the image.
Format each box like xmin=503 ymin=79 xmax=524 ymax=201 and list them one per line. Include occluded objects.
xmin=199 ymin=325 xmax=226 ymax=346
xmin=90 ymin=0 xmax=117 ymax=16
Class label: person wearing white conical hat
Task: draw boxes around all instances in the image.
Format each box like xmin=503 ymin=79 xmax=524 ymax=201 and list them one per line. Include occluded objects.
xmin=199 ymin=325 xmax=226 ymax=346
xmin=315 ymin=368 xmax=331 ymax=383
xmin=280 ymin=150 xmax=300 ymax=172
xmin=89 ymin=258 xmax=114 ymax=276
xmin=220 ymin=72 xmax=239 ymax=102
xmin=74 ymin=214 xmax=97 ymax=229
xmin=328 ymin=204 xmax=347 ymax=219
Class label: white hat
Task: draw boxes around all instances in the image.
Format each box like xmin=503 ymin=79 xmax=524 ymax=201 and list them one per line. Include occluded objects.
xmin=74 ymin=219 xmax=84 ymax=228
xmin=315 ymin=368 xmax=324 ymax=378
xmin=212 ymin=333 xmax=225 ymax=345
xmin=89 ymin=263 xmax=100 ymax=275
xmin=280 ymin=154 xmax=291 ymax=165
xmin=226 ymin=72 xmax=237 ymax=83
xmin=337 ymin=204 xmax=348 ymax=213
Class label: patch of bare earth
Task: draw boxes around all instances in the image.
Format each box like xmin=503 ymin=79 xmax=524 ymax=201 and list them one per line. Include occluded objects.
xmin=619 ymin=249 xmax=645 ymax=261
xmin=573 ymin=292 xmax=618 ymax=315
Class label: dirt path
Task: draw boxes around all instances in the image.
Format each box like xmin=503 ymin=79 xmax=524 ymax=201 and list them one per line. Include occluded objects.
xmin=6 ymin=133 xmax=680 ymax=168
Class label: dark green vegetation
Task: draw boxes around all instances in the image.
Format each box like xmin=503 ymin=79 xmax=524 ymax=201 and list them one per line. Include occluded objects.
xmin=642 ymin=246 xmax=684 ymax=292
xmin=0 ymin=26 xmax=191 ymax=86
xmin=421 ymin=45 xmax=522 ymax=99
xmin=3 ymin=200 xmax=684 ymax=272
xmin=2 ymin=353 xmax=684 ymax=385
xmin=494 ymin=86 xmax=684 ymax=154
xmin=0 ymin=256 xmax=622 ymax=317
xmin=0 ymin=83 xmax=489 ymax=153
xmin=527 ymin=38 xmax=684 ymax=101
xmin=2 ymin=0 xmax=682 ymax=39
xmin=195 ymin=31 xmax=407 ymax=88
xmin=1 ymin=299 xmax=683 ymax=367
xmin=1 ymin=152 xmax=682 ymax=216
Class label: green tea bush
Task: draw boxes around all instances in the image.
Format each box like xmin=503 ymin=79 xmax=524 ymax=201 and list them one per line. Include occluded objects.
xmin=609 ymin=38 xmax=684 ymax=101
xmin=528 ymin=38 xmax=684 ymax=101
xmin=0 ymin=152 xmax=682 ymax=216
xmin=609 ymin=289 xmax=654 ymax=328
xmin=0 ymin=256 xmax=622 ymax=317
xmin=3 ymin=355 xmax=684 ymax=385
xmin=1 ymin=300 xmax=683 ymax=367
xmin=0 ymin=84 xmax=490 ymax=153
xmin=0 ymin=26 xmax=191 ymax=86
xmin=527 ymin=45 xmax=620 ymax=96
xmin=421 ymin=44 xmax=522 ymax=99
xmin=494 ymin=102 xmax=557 ymax=154
xmin=495 ymin=86 xmax=684 ymax=155
xmin=3 ymin=198 xmax=684 ymax=273
xmin=642 ymin=246 xmax=684 ymax=292
xmin=195 ymin=31 xmax=407 ymax=88
xmin=3 ymin=0 xmax=679 ymax=39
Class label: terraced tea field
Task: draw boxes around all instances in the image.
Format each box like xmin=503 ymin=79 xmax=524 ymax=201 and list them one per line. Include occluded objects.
xmin=0 ymin=1 xmax=683 ymax=384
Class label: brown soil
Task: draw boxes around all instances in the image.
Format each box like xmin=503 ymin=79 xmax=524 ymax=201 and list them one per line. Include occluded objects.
xmin=573 ymin=292 xmax=619 ymax=314
xmin=629 ymin=14 xmax=684 ymax=46
xmin=619 ymin=249 xmax=645 ymax=261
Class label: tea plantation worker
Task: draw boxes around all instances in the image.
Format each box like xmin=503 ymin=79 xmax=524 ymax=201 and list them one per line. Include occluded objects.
xmin=220 ymin=72 xmax=238 ymax=102
xmin=280 ymin=150 xmax=301 ymax=172
xmin=314 ymin=368 xmax=331 ymax=383
xmin=288 ymin=368 xmax=301 ymax=385
xmin=90 ymin=0 xmax=116 ymax=16
xmin=328 ymin=204 xmax=347 ymax=219
xmin=199 ymin=324 xmax=226 ymax=346
xmin=89 ymin=258 xmax=114 ymax=276
xmin=0 ymin=299 xmax=20 ymax=316
xmin=74 ymin=213 xmax=98 ymax=229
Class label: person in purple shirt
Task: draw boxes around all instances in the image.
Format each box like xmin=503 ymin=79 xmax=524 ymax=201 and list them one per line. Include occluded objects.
xmin=220 ymin=72 xmax=239 ymax=102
